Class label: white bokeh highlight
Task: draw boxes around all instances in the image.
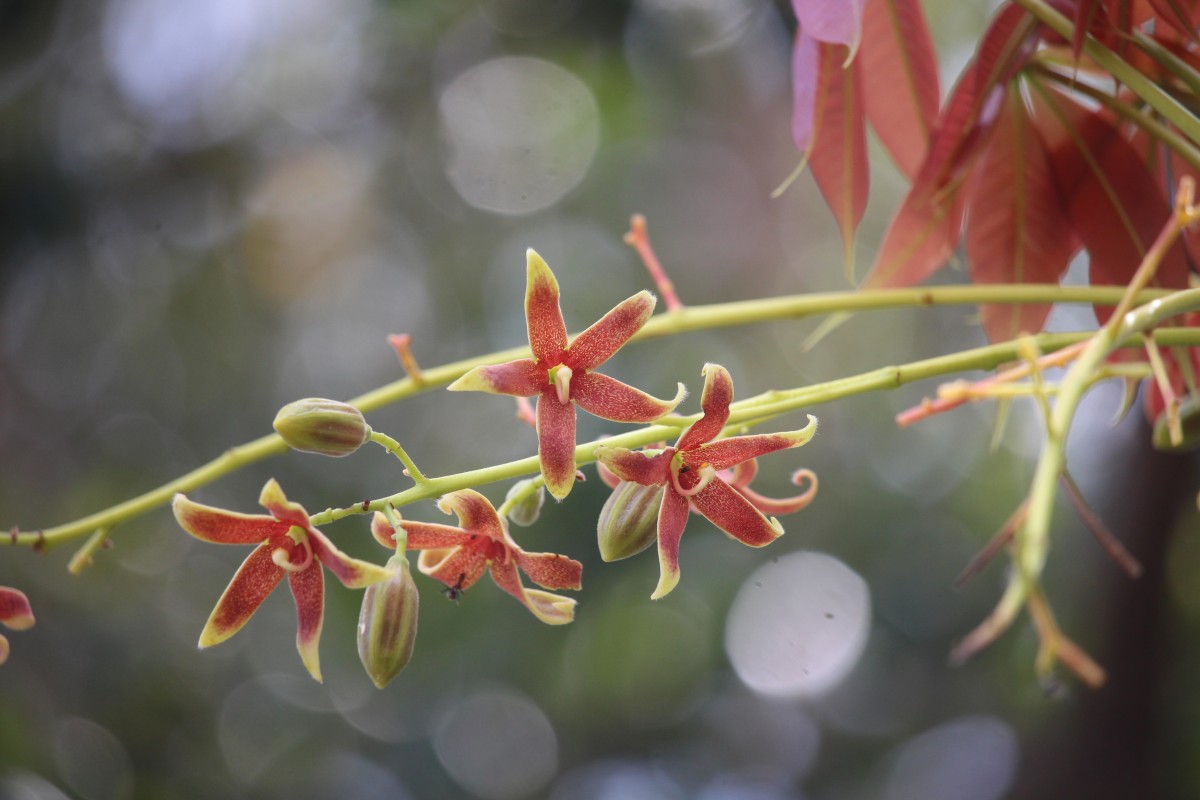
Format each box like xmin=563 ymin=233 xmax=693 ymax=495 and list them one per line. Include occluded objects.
xmin=725 ymin=551 xmax=871 ymax=697
xmin=434 ymin=687 xmax=559 ymax=800
xmin=439 ymin=56 xmax=599 ymax=214
xmin=882 ymin=715 xmax=1019 ymax=800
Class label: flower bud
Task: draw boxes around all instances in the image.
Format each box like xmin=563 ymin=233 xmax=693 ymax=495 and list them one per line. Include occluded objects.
xmin=357 ymin=555 xmax=419 ymax=689
xmin=597 ymin=481 xmax=664 ymax=562
xmin=274 ymin=398 xmax=371 ymax=457
xmin=505 ymin=479 xmax=546 ymax=527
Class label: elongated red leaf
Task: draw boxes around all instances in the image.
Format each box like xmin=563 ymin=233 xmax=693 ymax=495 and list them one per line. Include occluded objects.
xmin=861 ymin=72 xmax=976 ymax=288
xmin=809 ymin=42 xmax=868 ymax=270
xmin=966 ymin=86 xmax=1077 ymax=341
xmin=791 ymin=0 xmax=867 ymax=52
xmin=1071 ymin=0 xmax=1103 ymax=60
xmin=1030 ymin=83 xmax=1189 ymax=323
xmin=863 ymin=4 xmax=1039 ymax=288
xmin=1147 ymin=0 xmax=1200 ymax=43
xmin=791 ymin=30 xmax=820 ymax=152
xmin=860 ymin=0 xmax=941 ymax=178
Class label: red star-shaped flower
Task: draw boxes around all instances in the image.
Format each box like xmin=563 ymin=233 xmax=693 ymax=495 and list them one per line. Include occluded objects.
xmin=449 ymin=249 xmax=684 ymax=500
xmin=173 ymin=479 xmax=394 ymax=682
xmin=596 ymin=364 xmax=817 ymax=598
xmin=0 ymin=587 xmax=34 ymax=665
xmin=372 ymin=489 xmax=583 ymax=624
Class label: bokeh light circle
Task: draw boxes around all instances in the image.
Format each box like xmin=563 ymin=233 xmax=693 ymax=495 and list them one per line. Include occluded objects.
xmin=725 ymin=551 xmax=871 ymax=697
xmin=882 ymin=715 xmax=1018 ymax=800
xmin=439 ymin=56 xmax=599 ymax=214
xmin=434 ymin=687 xmax=559 ymax=800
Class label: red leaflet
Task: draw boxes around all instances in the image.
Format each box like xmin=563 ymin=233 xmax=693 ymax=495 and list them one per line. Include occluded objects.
xmin=861 ymin=75 xmax=978 ymax=288
xmin=1147 ymin=0 xmax=1200 ymax=43
xmin=1071 ymin=0 xmax=1103 ymax=61
xmin=1031 ymin=84 xmax=1189 ymax=321
xmin=790 ymin=0 xmax=867 ymax=54
xmin=965 ymin=87 xmax=1077 ymax=342
xmin=809 ymin=42 xmax=868 ymax=269
xmin=863 ymin=4 xmax=1036 ymax=287
xmin=791 ymin=31 xmax=820 ymax=152
xmin=860 ymin=0 xmax=941 ymax=178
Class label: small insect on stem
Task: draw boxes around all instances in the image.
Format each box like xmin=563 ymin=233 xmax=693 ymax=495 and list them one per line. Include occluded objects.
xmin=442 ymin=572 xmax=468 ymax=604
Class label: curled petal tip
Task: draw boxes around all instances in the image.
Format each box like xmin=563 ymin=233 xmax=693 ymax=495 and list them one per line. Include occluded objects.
xmin=522 ymin=589 xmax=578 ymax=625
xmin=650 ymin=570 xmax=680 ymax=600
xmin=668 ymin=382 xmax=688 ymax=409
xmin=787 ymin=415 xmax=819 ymax=446
xmin=258 ymin=477 xmax=285 ymax=505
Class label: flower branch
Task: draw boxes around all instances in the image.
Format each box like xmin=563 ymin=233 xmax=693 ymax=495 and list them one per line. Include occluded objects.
xmin=4 ymin=283 xmax=1196 ymax=552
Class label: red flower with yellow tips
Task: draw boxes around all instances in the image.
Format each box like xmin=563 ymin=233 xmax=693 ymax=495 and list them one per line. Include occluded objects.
xmin=449 ymin=249 xmax=684 ymax=500
xmin=173 ymin=479 xmax=394 ymax=682
xmin=596 ymin=364 xmax=817 ymax=599
xmin=372 ymin=489 xmax=583 ymax=625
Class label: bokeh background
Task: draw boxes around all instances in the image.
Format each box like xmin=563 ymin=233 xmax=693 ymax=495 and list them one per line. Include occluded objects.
xmin=2 ymin=1 xmax=1200 ymax=798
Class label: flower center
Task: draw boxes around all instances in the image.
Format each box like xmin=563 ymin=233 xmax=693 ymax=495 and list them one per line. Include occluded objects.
xmin=273 ymin=526 xmax=314 ymax=572
xmin=549 ymin=365 xmax=573 ymax=404
xmin=670 ymin=455 xmax=717 ymax=498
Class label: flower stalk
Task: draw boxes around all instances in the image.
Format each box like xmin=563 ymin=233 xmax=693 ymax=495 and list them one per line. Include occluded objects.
xmin=6 ymin=284 xmax=1200 ymax=552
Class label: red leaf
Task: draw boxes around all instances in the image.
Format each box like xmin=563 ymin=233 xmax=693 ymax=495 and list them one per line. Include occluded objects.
xmin=965 ymin=87 xmax=1078 ymax=341
xmin=791 ymin=30 xmax=820 ymax=152
xmin=1147 ymin=0 xmax=1200 ymax=42
xmin=861 ymin=73 xmax=976 ymax=288
xmin=860 ymin=0 xmax=941 ymax=178
xmin=1031 ymin=84 xmax=1189 ymax=323
xmin=791 ymin=0 xmax=867 ymax=52
xmin=972 ymin=4 xmax=1038 ymax=102
xmin=809 ymin=42 xmax=869 ymax=269
xmin=863 ymin=4 xmax=1038 ymax=287
xmin=1071 ymin=0 xmax=1104 ymax=60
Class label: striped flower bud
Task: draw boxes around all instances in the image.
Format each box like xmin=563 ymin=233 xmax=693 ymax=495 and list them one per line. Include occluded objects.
xmin=357 ymin=554 xmax=419 ymax=689
xmin=505 ymin=479 xmax=546 ymax=527
xmin=274 ymin=398 xmax=371 ymax=457
xmin=597 ymin=480 xmax=664 ymax=562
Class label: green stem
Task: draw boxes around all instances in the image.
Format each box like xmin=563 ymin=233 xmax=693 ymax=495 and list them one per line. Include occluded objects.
xmin=307 ymin=327 xmax=1200 ymax=528
xmin=1019 ymin=288 xmax=1200 ymax=587
xmin=368 ymin=431 xmax=428 ymax=484
xmin=380 ymin=505 xmax=407 ymax=557
xmin=3 ymin=283 xmax=1188 ymax=551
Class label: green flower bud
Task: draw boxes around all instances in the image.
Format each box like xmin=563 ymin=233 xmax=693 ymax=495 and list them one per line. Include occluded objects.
xmin=505 ymin=479 xmax=546 ymax=527
xmin=1152 ymin=395 xmax=1200 ymax=452
xmin=357 ymin=554 xmax=419 ymax=689
xmin=274 ymin=398 xmax=371 ymax=457
xmin=597 ymin=480 xmax=664 ymax=562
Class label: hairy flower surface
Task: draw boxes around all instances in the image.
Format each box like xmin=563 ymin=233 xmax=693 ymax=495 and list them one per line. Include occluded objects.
xmin=0 ymin=586 xmax=35 ymax=665
xmin=173 ymin=479 xmax=393 ymax=682
xmin=597 ymin=364 xmax=817 ymax=598
xmin=449 ymin=249 xmax=684 ymax=500
xmin=372 ymin=489 xmax=583 ymax=625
